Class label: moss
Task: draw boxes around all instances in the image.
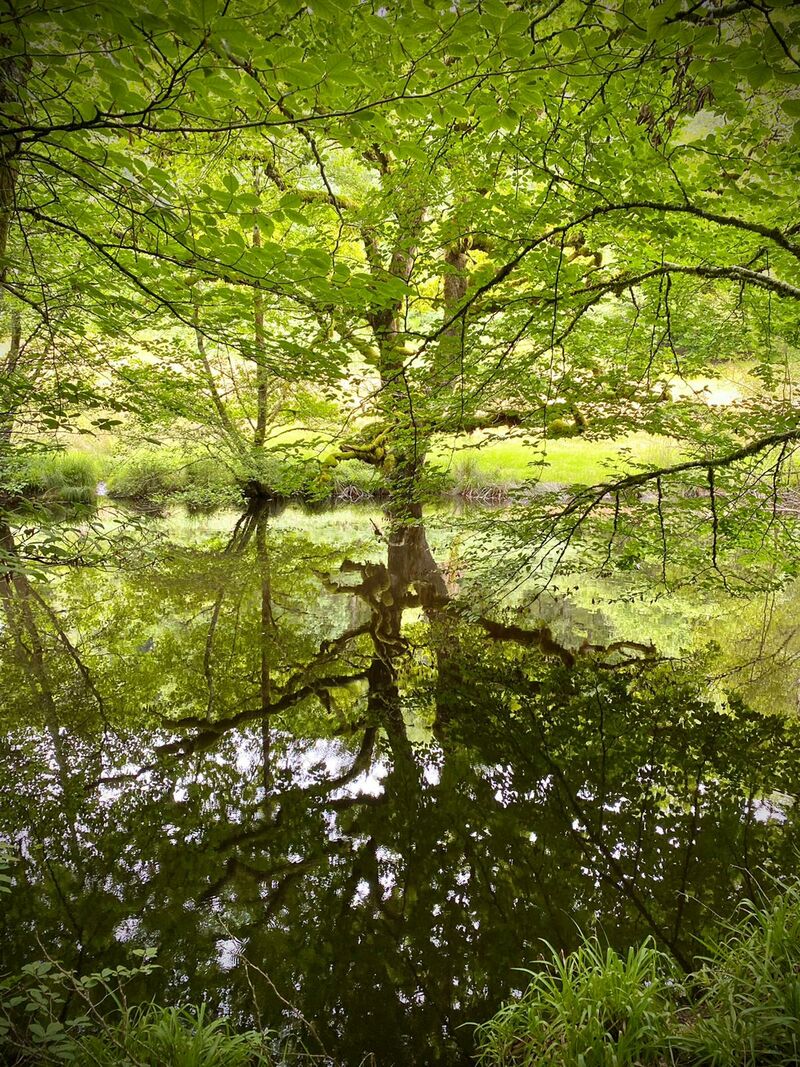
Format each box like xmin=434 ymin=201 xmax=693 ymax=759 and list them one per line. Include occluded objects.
xmin=546 ymin=417 xmax=580 ymax=438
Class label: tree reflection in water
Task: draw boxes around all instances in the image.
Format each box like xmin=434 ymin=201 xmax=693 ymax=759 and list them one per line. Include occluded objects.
xmin=1 ymin=504 xmax=799 ymax=1065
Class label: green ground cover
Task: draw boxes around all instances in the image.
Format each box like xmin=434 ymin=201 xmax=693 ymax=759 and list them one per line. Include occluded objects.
xmin=432 ymin=430 xmax=684 ymax=491
xmin=476 ymin=878 xmax=800 ymax=1066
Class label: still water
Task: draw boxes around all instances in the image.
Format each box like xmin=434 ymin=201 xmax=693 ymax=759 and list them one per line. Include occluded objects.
xmin=1 ymin=502 xmax=799 ymax=1065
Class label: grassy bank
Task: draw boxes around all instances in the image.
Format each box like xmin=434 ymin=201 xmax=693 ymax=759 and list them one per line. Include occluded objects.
xmin=2 ymin=431 xmax=685 ymax=507
xmin=3 ymin=450 xmax=102 ymax=504
xmin=1 ymin=442 xmax=383 ymax=507
xmin=433 ymin=430 xmax=683 ymax=497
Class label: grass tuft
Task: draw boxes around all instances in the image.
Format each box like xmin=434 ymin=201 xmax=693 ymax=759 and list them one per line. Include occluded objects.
xmin=476 ymin=876 xmax=800 ymax=1067
xmin=10 ymin=450 xmax=101 ymax=503
xmin=74 ymin=1003 xmax=272 ymax=1067
xmin=675 ymin=877 xmax=800 ymax=1065
xmin=475 ymin=939 xmax=674 ymax=1067
xmin=106 ymin=448 xmax=188 ymax=499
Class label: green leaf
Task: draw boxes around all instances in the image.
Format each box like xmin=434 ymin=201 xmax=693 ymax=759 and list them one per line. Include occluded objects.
xmin=748 ymin=64 xmax=774 ymax=89
xmin=560 ymin=28 xmax=581 ymax=51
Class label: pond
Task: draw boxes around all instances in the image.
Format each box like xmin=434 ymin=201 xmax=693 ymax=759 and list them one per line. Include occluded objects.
xmin=1 ymin=502 xmax=799 ymax=1065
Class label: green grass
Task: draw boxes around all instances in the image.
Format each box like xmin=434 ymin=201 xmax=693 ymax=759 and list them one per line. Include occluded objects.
xmin=676 ymin=880 xmax=800 ymax=1065
xmin=8 ymin=450 xmax=103 ymax=503
xmin=106 ymin=448 xmax=241 ymax=507
xmin=106 ymin=448 xmax=188 ymax=498
xmin=106 ymin=445 xmax=380 ymax=505
xmin=72 ymin=1004 xmax=273 ymax=1067
xmin=1 ymin=1001 xmax=279 ymax=1066
xmin=669 ymin=359 xmax=770 ymax=407
xmin=2 ymin=420 xmax=689 ymax=507
xmin=475 ymin=939 xmax=675 ymax=1067
xmin=326 ymin=457 xmax=382 ymax=500
xmin=4 ymin=878 xmax=800 ymax=1065
xmin=5 ymin=430 xmax=686 ymax=505
xmin=432 ymin=430 xmax=684 ymax=491
xmin=475 ymin=876 xmax=800 ymax=1067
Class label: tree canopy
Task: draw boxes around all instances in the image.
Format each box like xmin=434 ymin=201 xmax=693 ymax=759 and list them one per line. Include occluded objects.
xmin=2 ymin=0 xmax=800 ymax=579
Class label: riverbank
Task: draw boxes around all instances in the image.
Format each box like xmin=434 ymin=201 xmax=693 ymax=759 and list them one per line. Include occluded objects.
xmin=1 ymin=431 xmax=684 ymax=508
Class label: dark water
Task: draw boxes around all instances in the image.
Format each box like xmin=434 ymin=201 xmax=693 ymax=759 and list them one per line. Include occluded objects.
xmin=1 ymin=503 xmax=799 ymax=1065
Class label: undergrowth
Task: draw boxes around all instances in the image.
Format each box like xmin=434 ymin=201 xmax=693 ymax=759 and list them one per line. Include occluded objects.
xmin=108 ymin=448 xmax=384 ymax=505
xmin=475 ymin=876 xmax=800 ymax=1067
xmin=106 ymin=448 xmax=242 ymax=507
xmin=4 ymin=431 xmax=688 ymax=507
xmin=475 ymin=939 xmax=676 ymax=1067
xmin=71 ymin=1004 xmax=273 ymax=1067
xmin=5 ymin=450 xmax=101 ymax=503
xmin=0 ymin=954 xmax=313 ymax=1066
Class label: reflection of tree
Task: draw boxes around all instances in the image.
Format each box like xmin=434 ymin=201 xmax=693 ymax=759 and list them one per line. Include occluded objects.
xmin=0 ymin=519 xmax=122 ymax=984
xmin=1 ymin=509 xmax=800 ymax=1065
xmin=0 ymin=521 xmax=71 ymax=779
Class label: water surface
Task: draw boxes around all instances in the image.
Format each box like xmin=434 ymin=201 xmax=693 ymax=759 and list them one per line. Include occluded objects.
xmin=1 ymin=502 xmax=799 ymax=1065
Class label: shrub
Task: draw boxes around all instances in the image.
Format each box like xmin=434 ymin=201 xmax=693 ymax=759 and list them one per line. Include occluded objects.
xmin=108 ymin=450 xmax=247 ymax=506
xmin=106 ymin=446 xmax=347 ymax=504
xmin=176 ymin=455 xmax=241 ymax=509
xmin=241 ymin=450 xmax=309 ymax=498
xmin=107 ymin=449 xmax=188 ymax=499
xmin=241 ymin=453 xmax=380 ymax=502
xmin=1 ymin=988 xmax=275 ymax=1067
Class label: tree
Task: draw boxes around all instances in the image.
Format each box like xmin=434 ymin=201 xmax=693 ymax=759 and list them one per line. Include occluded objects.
xmin=1 ymin=0 xmax=799 ymax=572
